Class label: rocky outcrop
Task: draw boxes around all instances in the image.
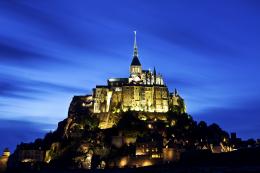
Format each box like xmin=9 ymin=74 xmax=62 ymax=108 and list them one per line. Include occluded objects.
xmin=8 ymin=95 xmax=232 ymax=171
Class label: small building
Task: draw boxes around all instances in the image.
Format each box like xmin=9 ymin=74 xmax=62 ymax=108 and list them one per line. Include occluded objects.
xmin=0 ymin=148 xmax=11 ymax=172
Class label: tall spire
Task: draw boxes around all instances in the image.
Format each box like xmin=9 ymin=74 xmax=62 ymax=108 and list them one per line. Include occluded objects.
xmin=133 ymin=31 xmax=138 ymax=57
xmin=130 ymin=31 xmax=141 ymax=66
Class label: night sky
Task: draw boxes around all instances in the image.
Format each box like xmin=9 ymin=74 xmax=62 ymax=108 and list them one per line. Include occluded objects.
xmin=0 ymin=0 xmax=260 ymax=152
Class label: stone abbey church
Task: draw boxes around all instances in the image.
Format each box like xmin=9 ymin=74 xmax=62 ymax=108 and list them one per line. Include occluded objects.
xmin=85 ymin=32 xmax=186 ymax=120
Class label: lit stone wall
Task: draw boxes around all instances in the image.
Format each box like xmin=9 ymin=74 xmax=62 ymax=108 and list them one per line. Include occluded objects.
xmin=92 ymin=63 xmax=186 ymax=114
xmin=110 ymin=90 xmax=122 ymax=112
xmin=122 ymin=86 xmax=133 ymax=111
xmin=93 ymin=87 xmax=109 ymax=113
xmin=93 ymin=84 xmax=175 ymax=113
xmin=171 ymin=95 xmax=179 ymax=106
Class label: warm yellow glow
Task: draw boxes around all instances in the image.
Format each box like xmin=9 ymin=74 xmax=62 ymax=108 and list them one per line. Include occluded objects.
xmin=142 ymin=160 xmax=153 ymax=167
xmin=136 ymin=148 xmax=145 ymax=156
xmin=79 ymin=124 xmax=84 ymax=130
xmin=119 ymin=157 xmax=128 ymax=168
xmin=170 ymin=120 xmax=176 ymax=126
xmin=148 ymin=124 xmax=152 ymax=129
xmin=139 ymin=114 xmax=147 ymax=121
xmin=21 ymin=159 xmax=35 ymax=163
xmin=163 ymin=148 xmax=174 ymax=161
xmin=124 ymin=137 xmax=137 ymax=145
xmin=44 ymin=150 xmax=52 ymax=163
xmin=2 ymin=151 xmax=10 ymax=157
xmin=99 ymin=122 xmax=114 ymax=129
xmin=151 ymin=154 xmax=161 ymax=158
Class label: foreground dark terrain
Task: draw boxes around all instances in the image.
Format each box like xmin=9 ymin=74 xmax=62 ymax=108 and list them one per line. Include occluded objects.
xmin=5 ymin=147 xmax=260 ymax=173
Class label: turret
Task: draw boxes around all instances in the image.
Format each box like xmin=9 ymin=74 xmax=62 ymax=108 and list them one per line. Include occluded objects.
xmin=153 ymin=67 xmax=156 ymax=84
xmin=0 ymin=148 xmax=10 ymax=172
xmin=174 ymin=88 xmax=178 ymax=96
xmin=2 ymin=148 xmax=10 ymax=157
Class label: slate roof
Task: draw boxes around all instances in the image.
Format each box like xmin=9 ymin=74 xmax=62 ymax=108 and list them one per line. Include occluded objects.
xmin=131 ymin=56 xmax=141 ymax=66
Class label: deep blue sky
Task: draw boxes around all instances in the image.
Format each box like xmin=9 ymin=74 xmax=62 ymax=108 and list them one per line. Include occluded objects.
xmin=0 ymin=0 xmax=260 ymax=152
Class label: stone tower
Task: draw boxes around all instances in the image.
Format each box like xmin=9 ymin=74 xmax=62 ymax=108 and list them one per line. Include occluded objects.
xmin=130 ymin=31 xmax=142 ymax=82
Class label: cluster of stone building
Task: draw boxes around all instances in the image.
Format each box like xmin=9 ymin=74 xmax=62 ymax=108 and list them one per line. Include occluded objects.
xmin=0 ymin=33 xmax=187 ymax=170
xmin=3 ymin=33 xmax=260 ymax=171
xmin=110 ymin=133 xmax=182 ymax=168
xmin=88 ymin=32 xmax=185 ymax=117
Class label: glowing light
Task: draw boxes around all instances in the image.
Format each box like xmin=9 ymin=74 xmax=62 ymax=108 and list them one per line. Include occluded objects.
xmin=21 ymin=159 xmax=35 ymax=163
xmin=136 ymin=148 xmax=146 ymax=156
xmin=163 ymin=148 xmax=174 ymax=161
xmin=119 ymin=157 xmax=128 ymax=168
xmin=2 ymin=151 xmax=10 ymax=157
xmin=142 ymin=160 xmax=152 ymax=167
xmin=151 ymin=154 xmax=161 ymax=158
xmin=170 ymin=120 xmax=176 ymax=126
xmin=139 ymin=114 xmax=147 ymax=121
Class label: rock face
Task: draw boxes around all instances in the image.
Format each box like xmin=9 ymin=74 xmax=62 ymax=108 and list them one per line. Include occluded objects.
xmin=7 ymin=94 xmax=232 ymax=171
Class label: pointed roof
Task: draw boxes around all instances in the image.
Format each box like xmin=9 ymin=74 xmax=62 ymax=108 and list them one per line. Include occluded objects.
xmin=174 ymin=88 xmax=179 ymax=96
xmin=3 ymin=148 xmax=10 ymax=152
xmin=131 ymin=56 xmax=141 ymax=66
xmin=153 ymin=66 xmax=156 ymax=75
xmin=131 ymin=31 xmax=141 ymax=66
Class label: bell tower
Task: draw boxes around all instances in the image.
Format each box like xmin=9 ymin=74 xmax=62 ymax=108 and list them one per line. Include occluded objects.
xmin=130 ymin=31 xmax=142 ymax=77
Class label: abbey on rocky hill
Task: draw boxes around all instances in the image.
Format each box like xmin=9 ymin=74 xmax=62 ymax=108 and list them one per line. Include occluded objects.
xmin=5 ymin=33 xmax=242 ymax=172
xmin=84 ymin=32 xmax=186 ymax=118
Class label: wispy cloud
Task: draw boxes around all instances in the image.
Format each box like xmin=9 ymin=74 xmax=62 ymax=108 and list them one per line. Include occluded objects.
xmin=156 ymin=28 xmax=238 ymax=57
xmin=0 ymin=74 xmax=87 ymax=100
xmin=0 ymin=36 xmax=74 ymax=69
